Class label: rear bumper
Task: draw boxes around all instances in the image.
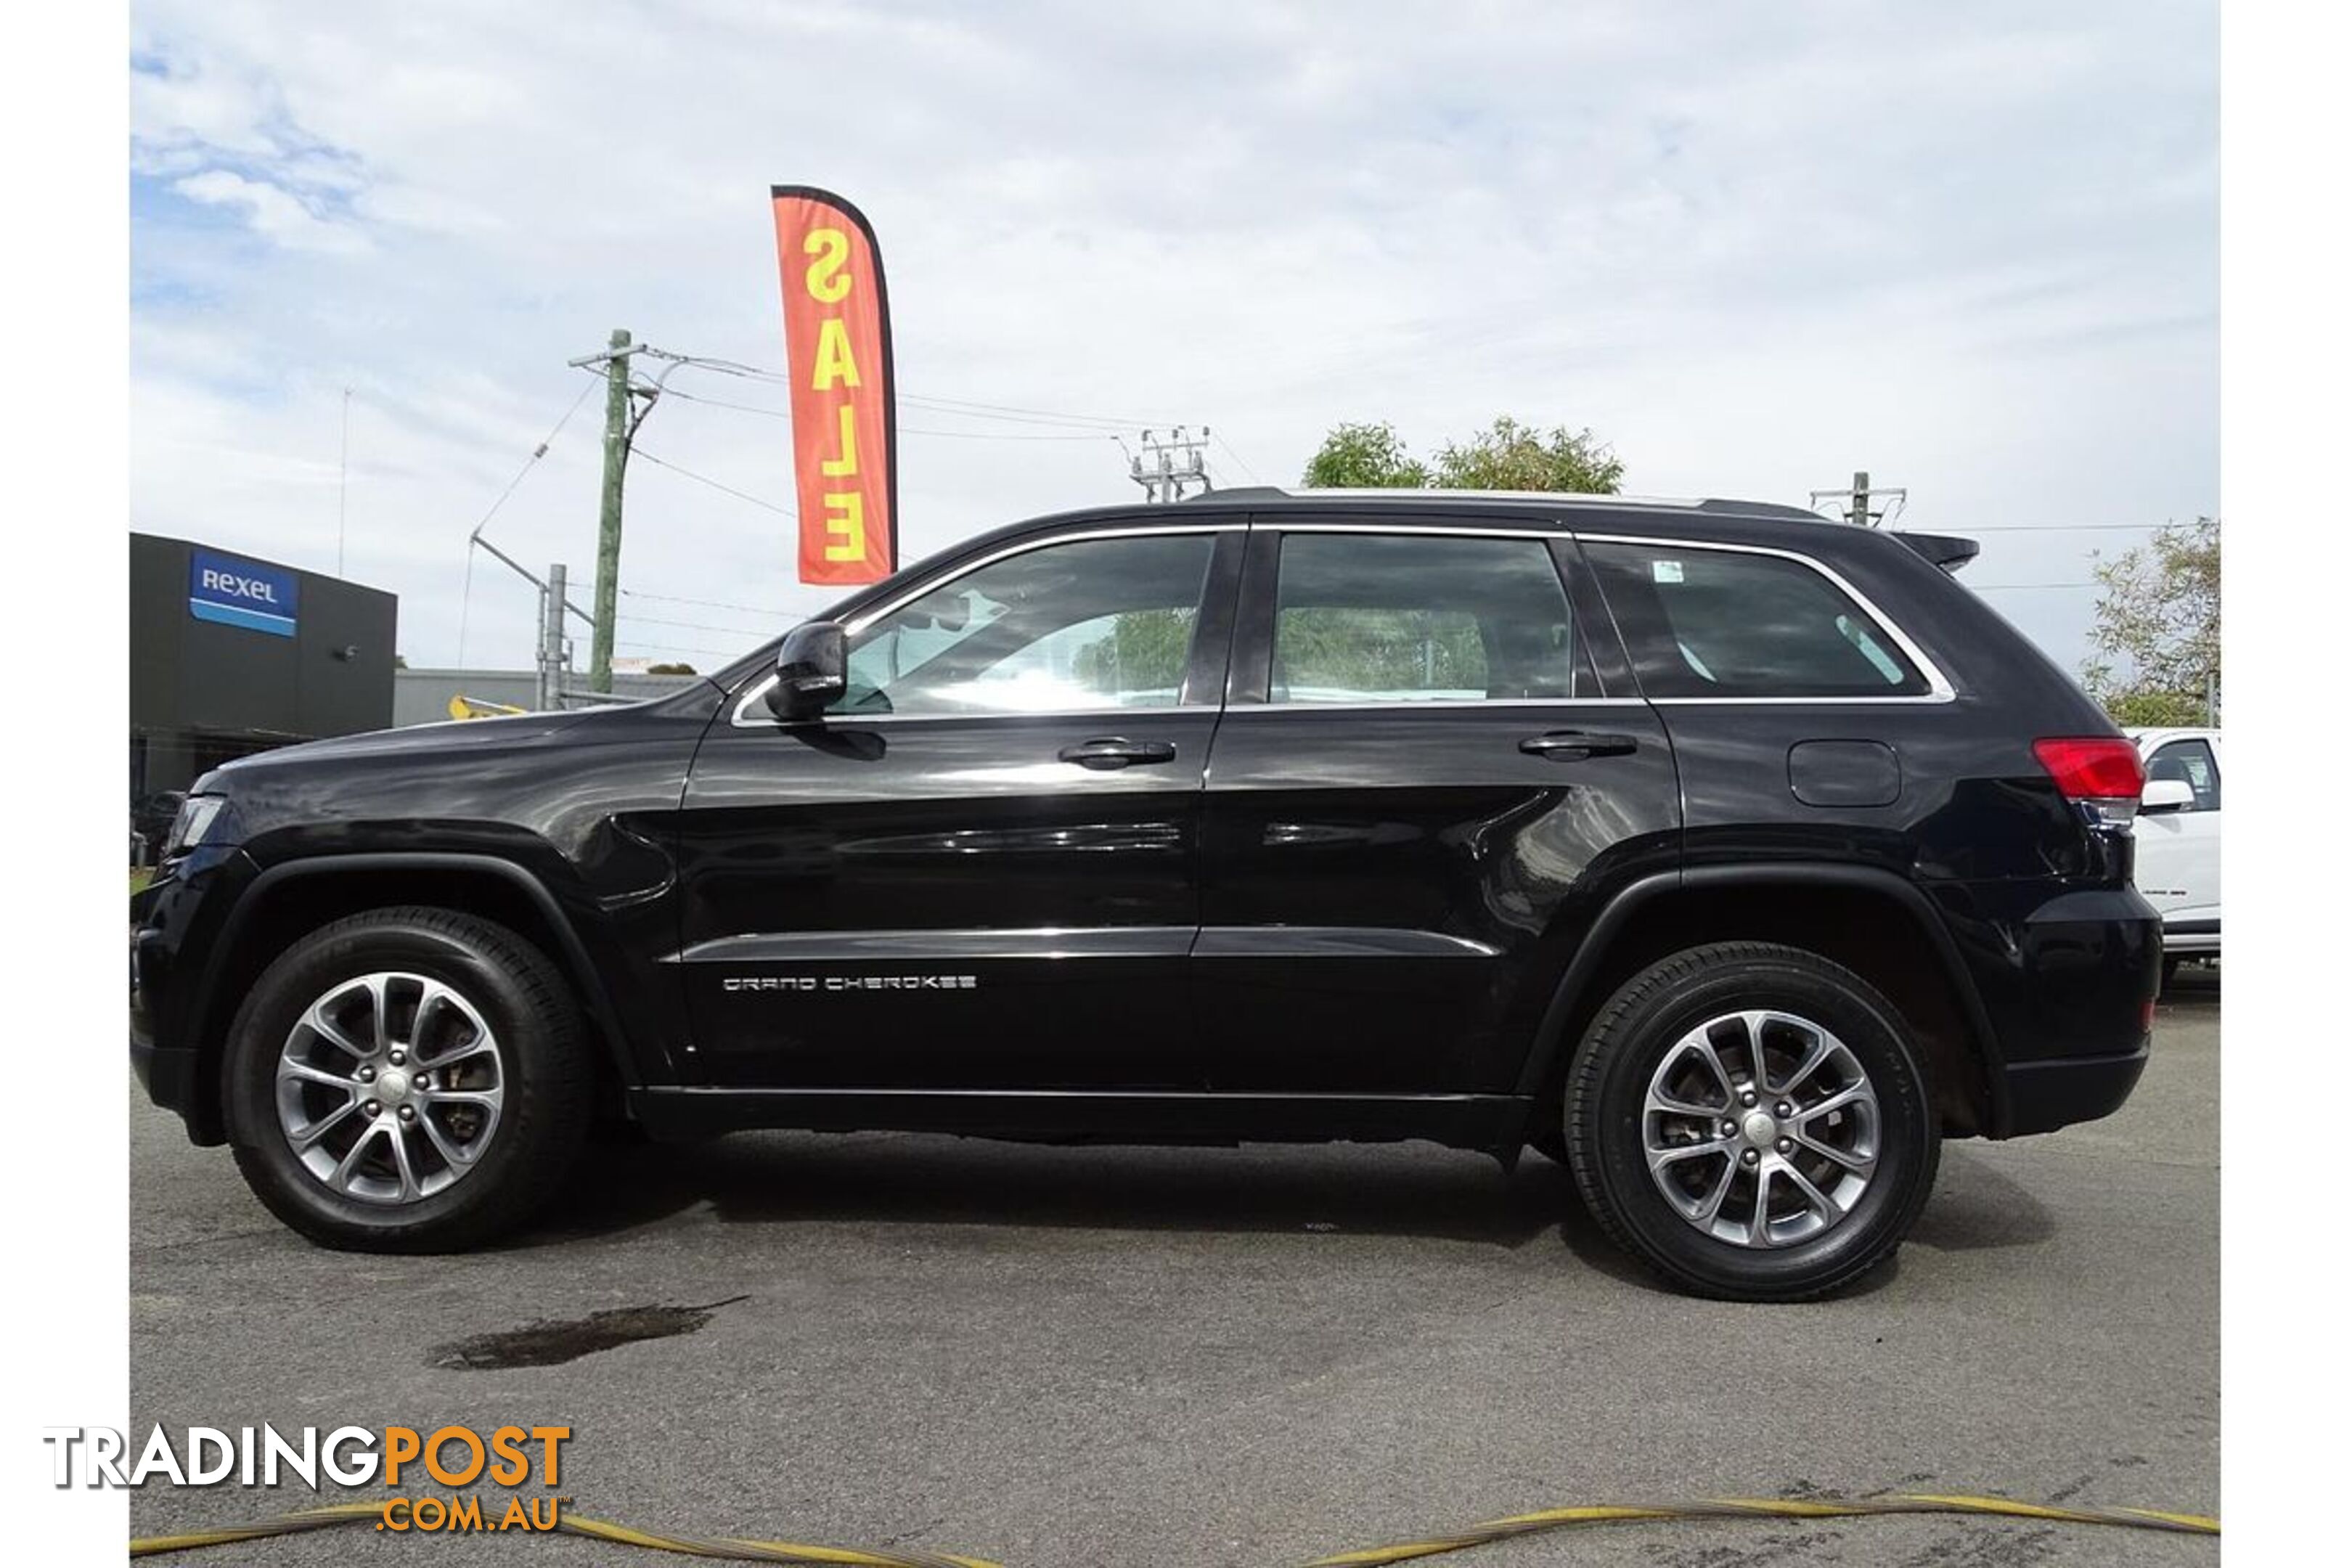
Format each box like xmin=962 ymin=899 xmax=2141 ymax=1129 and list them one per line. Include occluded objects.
xmin=1999 ymin=1040 xmax=2150 ymax=1136
xmin=1951 ymin=882 xmax=2162 ymax=1138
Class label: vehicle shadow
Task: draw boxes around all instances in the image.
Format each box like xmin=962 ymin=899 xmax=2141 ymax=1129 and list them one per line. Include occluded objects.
xmin=517 ymin=1125 xmax=2067 ymax=1302
xmin=1906 ymin=1146 xmax=2057 ymax=1252
xmin=523 ymin=1132 xmax=1588 ymax=1249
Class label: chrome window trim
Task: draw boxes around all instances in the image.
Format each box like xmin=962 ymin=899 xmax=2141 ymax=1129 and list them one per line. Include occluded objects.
xmin=1570 ymin=531 xmax=1959 ymax=705
xmin=729 ymin=523 xmax=1238 ymax=730
xmin=732 ymin=691 xmax=1218 ymax=728
xmin=1222 ymin=697 xmax=1651 ymax=714
xmin=730 ymin=518 xmax=1959 ymax=724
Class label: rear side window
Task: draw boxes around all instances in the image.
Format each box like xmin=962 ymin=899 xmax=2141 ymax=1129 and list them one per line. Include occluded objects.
xmin=1582 ymin=542 xmax=1930 ymax=699
xmin=1270 ymin=533 xmax=1597 ymax=703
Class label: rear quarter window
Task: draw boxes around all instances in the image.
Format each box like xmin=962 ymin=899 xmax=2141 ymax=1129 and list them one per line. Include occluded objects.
xmin=1581 ymin=541 xmax=1931 ymax=699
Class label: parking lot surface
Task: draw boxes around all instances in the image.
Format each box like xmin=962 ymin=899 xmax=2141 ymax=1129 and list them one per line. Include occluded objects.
xmin=129 ymin=972 xmax=2219 ymax=1567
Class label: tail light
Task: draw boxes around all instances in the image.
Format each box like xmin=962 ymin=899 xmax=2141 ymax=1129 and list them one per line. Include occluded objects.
xmin=2033 ymin=737 xmax=2146 ymax=824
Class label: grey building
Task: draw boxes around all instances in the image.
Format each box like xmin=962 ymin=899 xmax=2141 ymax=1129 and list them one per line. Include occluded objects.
xmin=131 ymin=532 xmax=399 ymax=799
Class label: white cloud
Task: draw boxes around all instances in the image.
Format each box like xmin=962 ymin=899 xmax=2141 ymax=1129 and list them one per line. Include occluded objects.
xmin=128 ymin=0 xmax=2216 ymax=677
xmin=171 ymin=168 xmax=369 ymax=253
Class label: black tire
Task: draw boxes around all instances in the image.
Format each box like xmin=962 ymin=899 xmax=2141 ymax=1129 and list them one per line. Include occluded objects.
xmin=2162 ymin=955 xmax=2182 ymax=989
xmin=1564 ymin=942 xmax=1940 ymax=1302
xmin=224 ymin=907 xmax=594 ymax=1251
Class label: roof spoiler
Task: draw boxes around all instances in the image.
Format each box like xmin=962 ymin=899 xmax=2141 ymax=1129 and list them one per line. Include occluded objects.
xmin=1892 ymin=531 xmax=1980 ymax=573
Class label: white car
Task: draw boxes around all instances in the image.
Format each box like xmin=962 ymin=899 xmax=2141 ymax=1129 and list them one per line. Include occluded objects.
xmin=2128 ymin=726 xmax=2221 ymax=978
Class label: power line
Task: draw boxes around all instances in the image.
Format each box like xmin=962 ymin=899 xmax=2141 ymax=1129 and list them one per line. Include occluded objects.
xmin=465 ymin=379 xmax=601 ymax=535
xmin=634 ymin=350 xmax=1174 ymax=430
xmin=657 ymin=386 xmax=1114 ymax=439
xmin=631 ymin=448 xmax=796 ymax=515
xmin=616 ymin=610 xmax=777 ymax=636
xmin=614 ymin=637 xmax=754 ymax=658
xmin=1952 ymin=522 xmax=2176 ymax=534
xmin=621 ymin=586 xmax=796 ymax=616
xmin=455 ymin=378 xmax=602 ymax=666
xmin=1210 ymin=429 xmax=1266 ymax=486
xmin=897 ymin=391 xmax=1156 ymax=429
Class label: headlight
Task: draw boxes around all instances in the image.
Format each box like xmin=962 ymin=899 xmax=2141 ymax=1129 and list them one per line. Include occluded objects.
xmin=165 ymin=795 xmax=229 ymax=856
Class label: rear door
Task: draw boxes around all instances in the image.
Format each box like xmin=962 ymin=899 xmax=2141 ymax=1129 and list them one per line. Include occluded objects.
xmin=1575 ymin=533 xmax=1958 ymax=878
xmin=674 ymin=524 xmax=1243 ymax=1090
xmin=1193 ymin=518 xmax=1681 ymax=1097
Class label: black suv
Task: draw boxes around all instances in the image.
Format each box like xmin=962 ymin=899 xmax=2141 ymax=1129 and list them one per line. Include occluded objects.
xmin=129 ymin=490 xmax=2160 ymax=1299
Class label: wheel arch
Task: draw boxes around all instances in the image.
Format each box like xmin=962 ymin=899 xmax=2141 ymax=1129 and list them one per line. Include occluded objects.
xmin=184 ymin=854 xmax=645 ymax=1144
xmin=1511 ymin=865 xmax=2008 ymax=1148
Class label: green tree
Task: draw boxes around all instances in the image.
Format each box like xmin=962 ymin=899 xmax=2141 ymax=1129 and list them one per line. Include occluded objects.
xmin=1299 ymin=421 xmax=1430 ymax=487
xmin=2080 ymin=516 xmax=2219 ymax=727
xmin=1433 ymin=416 xmax=1625 ymax=494
xmin=1299 ymin=416 xmax=1622 ymax=494
xmin=1071 ymin=610 xmax=1195 ymax=699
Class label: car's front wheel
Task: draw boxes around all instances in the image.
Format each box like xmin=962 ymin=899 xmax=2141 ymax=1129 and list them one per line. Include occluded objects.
xmin=1564 ymin=942 xmax=1939 ymax=1301
xmin=223 ymin=907 xmax=593 ymax=1251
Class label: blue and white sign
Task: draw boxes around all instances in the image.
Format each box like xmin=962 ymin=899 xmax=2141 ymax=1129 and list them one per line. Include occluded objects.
xmin=189 ymin=549 xmax=299 ymax=638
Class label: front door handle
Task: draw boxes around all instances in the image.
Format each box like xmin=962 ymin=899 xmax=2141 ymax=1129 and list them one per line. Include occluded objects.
xmin=1058 ymin=736 xmax=1179 ymax=770
xmin=1519 ymin=730 xmax=1639 ymax=761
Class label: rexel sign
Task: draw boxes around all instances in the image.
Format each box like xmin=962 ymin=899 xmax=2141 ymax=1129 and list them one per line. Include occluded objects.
xmin=189 ymin=550 xmax=299 ymax=638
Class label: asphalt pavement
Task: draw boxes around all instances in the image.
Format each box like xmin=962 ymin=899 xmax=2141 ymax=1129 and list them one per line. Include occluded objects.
xmin=128 ymin=968 xmax=2220 ymax=1567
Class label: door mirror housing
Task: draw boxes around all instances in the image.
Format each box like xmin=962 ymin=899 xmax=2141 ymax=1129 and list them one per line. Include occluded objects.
xmin=2140 ymin=777 xmax=2194 ymax=814
xmin=764 ymin=621 xmax=846 ymax=722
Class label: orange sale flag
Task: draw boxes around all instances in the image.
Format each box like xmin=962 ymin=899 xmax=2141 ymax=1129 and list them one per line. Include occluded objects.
xmin=771 ymin=186 xmax=897 ymax=586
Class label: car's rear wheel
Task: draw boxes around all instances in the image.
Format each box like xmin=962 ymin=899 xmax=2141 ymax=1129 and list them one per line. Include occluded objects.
xmin=224 ymin=907 xmax=592 ymax=1251
xmin=1564 ymin=942 xmax=1938 ymax=1301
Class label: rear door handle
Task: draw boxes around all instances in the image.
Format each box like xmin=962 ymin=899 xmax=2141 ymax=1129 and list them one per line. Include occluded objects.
xmin=1058 ymin=736 xmax=1179 ymax=770
xmin=1519 ymin=730 xmax=1639 ymax=760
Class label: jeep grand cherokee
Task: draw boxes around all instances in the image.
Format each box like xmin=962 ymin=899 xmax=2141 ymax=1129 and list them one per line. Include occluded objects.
xmin=129 ymin=489 xmax=2160 ymax=1299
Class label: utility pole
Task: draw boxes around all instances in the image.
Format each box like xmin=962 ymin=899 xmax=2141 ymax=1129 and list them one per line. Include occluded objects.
xmin=1130 ymin=426 xmax=1212 ymax=503
xmin=589 ymin=328 xmax=633 ymax=692
xmin=539 ymin=562 xmax=568 ymax=713
xmin=1808 ymin=469 xmax=1906 ymax=527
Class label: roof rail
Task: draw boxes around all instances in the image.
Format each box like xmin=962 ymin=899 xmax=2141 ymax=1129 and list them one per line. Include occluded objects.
xmin=1193 ymin=485 xmax=1824 ymax=520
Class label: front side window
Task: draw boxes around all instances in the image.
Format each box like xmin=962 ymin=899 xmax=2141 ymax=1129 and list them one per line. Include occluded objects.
xmin=2148 ymin=739 xmax=2221 ymax=811
xmin=1270 ymin=532 xmax=1594 ymax=703
xmin=837 ymin=533 xmax=1214 ymax=717
xmin=1581 ymin=542 xmax=1930 ymax=698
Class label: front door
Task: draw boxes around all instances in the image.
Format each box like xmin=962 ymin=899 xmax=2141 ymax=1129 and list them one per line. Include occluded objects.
xmin=2133 ymin=735 xmax=2221 ymax=938
xmin=1196 ymin=522 xmax=1682 ymax=1097
xmin=674 ymin=526 xmax=1242 ymax=1089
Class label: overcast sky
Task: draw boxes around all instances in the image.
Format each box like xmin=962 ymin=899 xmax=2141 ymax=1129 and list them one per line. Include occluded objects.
xmin=129 ymin=0 xmax=2216 ymax=679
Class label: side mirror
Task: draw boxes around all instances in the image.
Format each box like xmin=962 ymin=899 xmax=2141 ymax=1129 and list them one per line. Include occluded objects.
xmin=764 ymin=621 xmax=846 ymax=722
xmin=2140 ymin=777 xmax=2194 ymax=814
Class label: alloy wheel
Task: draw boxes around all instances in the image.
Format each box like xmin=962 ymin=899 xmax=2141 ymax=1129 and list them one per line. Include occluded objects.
xmin=274 ymin=972 xmax=506 ymax=1206
xmin=1641 ymin=1009 xmax=1880 ymax=1248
